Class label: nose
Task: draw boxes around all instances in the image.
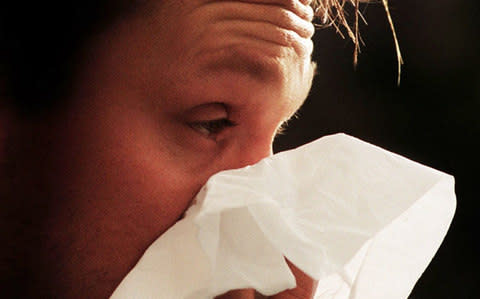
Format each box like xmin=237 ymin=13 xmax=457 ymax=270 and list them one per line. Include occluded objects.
xmin=218 ymin=133 xmax=274 ymax=172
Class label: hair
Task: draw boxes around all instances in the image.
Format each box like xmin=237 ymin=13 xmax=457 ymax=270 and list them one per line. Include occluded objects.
xmin=0 ymin=0 xmax=401 ymax=115
xmin=312 ymin=0 xmax=403 ymax=84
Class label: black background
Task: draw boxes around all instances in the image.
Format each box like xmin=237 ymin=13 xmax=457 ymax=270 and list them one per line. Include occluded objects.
xmin=274 ymin=0 xmax=479 ymax=298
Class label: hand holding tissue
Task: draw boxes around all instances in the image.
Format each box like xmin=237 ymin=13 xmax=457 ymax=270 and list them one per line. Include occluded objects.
xmin=111 ymin=133 xmax=456 ymax=299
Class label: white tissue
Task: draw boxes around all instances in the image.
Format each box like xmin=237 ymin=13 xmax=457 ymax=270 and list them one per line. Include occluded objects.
xmin=111 ymin=133 xmax=456 ymax=299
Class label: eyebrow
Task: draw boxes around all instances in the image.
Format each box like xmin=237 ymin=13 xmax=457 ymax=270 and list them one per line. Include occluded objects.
xmin=274 ymin=109 xmax=300 ymax=138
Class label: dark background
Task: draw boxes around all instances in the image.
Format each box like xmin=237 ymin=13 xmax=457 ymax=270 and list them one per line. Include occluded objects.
xmin=274 ymin=0 xmax=479 ymax=298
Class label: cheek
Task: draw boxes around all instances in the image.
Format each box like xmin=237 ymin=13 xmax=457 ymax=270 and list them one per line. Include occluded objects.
xmin=57 ymin=101 xmax=210 ymax=236
xmin=107 ymin=117 xmax=208 ymax=227
xmin=103 ymin=146 xmax=199 ymax=233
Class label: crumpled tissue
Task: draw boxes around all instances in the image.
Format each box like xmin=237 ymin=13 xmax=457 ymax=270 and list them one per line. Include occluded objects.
xmin=111 ymin=133 xmax=456 ymax=299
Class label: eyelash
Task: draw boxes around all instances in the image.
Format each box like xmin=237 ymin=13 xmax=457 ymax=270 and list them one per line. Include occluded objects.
xmin=189 ymin=118 xmax=236 ymax=138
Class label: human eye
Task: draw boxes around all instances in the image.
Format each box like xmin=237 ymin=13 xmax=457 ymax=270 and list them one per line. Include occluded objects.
xmin=188 ymin=118 xmax=236 ymax=139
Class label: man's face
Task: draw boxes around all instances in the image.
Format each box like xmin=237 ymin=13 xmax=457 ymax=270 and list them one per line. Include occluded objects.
xmin=56 ymin=0 xmax=315 ymax=240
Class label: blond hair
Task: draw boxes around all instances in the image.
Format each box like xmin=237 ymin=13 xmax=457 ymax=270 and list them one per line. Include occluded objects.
xmin=311 ymin=0 xmax=403 ymax=84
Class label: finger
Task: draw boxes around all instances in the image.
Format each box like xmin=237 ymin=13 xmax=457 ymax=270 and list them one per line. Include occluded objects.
xmin=270 ymin=259 xmax=318 ymax=299
xmin=215 ymin=288 xmax=256 ymax=299
xmin=234 ymin=0 xmax=314 ymax=22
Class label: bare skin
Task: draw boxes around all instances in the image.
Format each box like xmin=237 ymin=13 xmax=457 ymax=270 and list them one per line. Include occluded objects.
xmin=1 ymin=0 xmax=317 ymax=298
